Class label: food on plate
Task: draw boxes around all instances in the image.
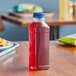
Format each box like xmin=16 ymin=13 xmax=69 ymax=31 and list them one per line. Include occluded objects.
xmin=0 ymin=38 xmax=11 ymax=47
xmin=13 ymin=4 xmax=43 ymax=13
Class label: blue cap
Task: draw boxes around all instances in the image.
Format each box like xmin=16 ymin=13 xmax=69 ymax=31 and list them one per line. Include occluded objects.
xmin=33 ymin=12 xmax=45 ymax=18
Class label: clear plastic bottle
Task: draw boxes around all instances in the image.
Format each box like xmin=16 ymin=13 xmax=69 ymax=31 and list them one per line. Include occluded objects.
xmin=29 ymin=13 xmax=50 ymax=70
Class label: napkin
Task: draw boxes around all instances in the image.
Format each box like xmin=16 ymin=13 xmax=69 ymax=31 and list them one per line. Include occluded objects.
xmin=57 ymin=33 xmax=76 ymax=46
xmin=0 ymin=43 xmax=19 ymax=56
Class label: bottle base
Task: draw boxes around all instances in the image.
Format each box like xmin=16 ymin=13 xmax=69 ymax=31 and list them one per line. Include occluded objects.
xmin=29 ymin=65 xmax=50 ymax=71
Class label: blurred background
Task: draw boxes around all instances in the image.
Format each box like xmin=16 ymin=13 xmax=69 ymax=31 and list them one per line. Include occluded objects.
xmin=0 ymin=0 xmax=76 ymax=41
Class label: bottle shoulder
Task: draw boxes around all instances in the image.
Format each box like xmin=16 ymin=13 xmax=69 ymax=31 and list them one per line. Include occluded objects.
xmin=29 ymin=22 xmax=49 ymax=28
xmin=29 ymin=22 xmax=50 ymax=33
xmin=41 ymin=22 xmax=49 ymax=28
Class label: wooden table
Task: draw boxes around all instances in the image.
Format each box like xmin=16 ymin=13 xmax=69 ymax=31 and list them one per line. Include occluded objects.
xmin=0 ymin=14 xmax=4 ymax=31
xmin=0 ymin=41 xmax=76 ymax=76
xmin=2 ymin=11 xmax=76 ymax=39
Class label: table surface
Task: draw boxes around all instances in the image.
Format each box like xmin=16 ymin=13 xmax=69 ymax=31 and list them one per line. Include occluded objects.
xmin=2 ymin=11 xmax=76 ymax=27
xmin=0 ymin=41 xmax=76 ymax=76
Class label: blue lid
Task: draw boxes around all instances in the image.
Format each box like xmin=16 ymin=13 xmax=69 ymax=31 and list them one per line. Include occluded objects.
xmin=33 ymin=12 xmax=45 ymax=18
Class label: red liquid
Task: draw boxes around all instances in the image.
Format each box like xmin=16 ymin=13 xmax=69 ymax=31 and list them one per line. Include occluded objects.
xmin=29 ymin=22 xmax=50 ymax=70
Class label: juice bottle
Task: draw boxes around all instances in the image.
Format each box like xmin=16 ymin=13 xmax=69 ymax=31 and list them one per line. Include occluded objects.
xmin=29 ymin=13 xmax=50 ymax=70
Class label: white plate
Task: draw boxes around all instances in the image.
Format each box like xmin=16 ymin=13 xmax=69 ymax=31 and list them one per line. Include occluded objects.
xmin=0 ymin=41 xmax=13 ymax=50
xmin=8 ymin=10 xmax=55 ymax=18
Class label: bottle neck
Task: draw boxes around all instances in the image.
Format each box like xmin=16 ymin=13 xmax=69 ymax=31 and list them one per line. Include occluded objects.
xmin=33 ymin=18 xmax=45 ymax=22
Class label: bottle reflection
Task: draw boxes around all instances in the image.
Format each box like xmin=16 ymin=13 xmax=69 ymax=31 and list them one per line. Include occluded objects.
xmin=28 ymin=70 xmax=50 ymax=76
